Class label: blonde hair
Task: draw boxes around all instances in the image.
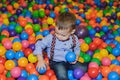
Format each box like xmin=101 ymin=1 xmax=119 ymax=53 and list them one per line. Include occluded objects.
xmin=56 ymin=12 xmax=76 ymax=30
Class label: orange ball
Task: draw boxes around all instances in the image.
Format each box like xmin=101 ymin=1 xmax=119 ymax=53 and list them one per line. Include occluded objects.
xmin=1 ymin=30 xmax=9 ymax=37
xmin=45 ymin=69 xmax=55 ymax=77
xmin=39 ymin=75 xmax=49 ymax=80
xmin=93 ymin=38 xmax=103 ymax=46
xmin=18 ymin=57 xmax=28 ymax=67
xmin=1 ymin=38 xmax=10 ymax=45
xmin=0 ymin=75 xmax=6 ymax=80
xmin=7 ymin=5 xmax=13 ymax=11
xmin=102 ymin=78 xmax=108 ymax=80
xmin=28 ymin=35 xmax=36 ymax=44
xmin=25 ymin=28 xmax=33 ymax=35
xmin=25 ymin=63 xmax=35 ymax=72
xmin=112 ymin=66 xmax=120 ymax=75
xmin=101 ymin=66 xmax=111 ymax=77
xmin=50 ymin=75 xmax=57 ymax=80
xmin=0 ymin=64 xmax=4 ymax=74
xmin=29 ymin=68 xmax=39 ymax=76
xmin=89 ymin=42 xmax=97 ymax=51
xmin=117 ymin=56 xmax=120 ymax=61
xmin=19 ymin=20 xmax=27 ymax=27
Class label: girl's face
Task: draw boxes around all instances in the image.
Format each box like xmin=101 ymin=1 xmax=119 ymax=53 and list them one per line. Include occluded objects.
xmin=55 ymin=27 xmax=75 ymax=41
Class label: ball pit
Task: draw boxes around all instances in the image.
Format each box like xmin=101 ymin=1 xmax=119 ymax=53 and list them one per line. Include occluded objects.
xmin=0 ymin=0 xmax=120 ymax=80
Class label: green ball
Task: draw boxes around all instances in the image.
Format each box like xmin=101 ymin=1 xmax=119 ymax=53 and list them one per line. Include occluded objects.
xmin=83 ymin=54 xmax=91 ymax=62
xmin=106 ymin=46 xmax=112 ymax=53
xmin=108 ymin=25 xmax=113 ymax=29
xmin=0 ymin=43 xmax=2 ymax=46
xmin=94 ymin=49 xmax=100 ymax=53
xmin=39 ymin=10 xmax=45 ymax=18
xmin=85 ymin=19 xmax=89 ymax=23
xmin=33 ymin=24 xmax=41 ymax=32
xmin=42 ymin=23 xmax=48 ymax=28
xmin=60 ymin=8 xmax=66 ymax=13
xmin=15 ymin=26 xmax=23 ymax=34
xmin=91 ymin=58 xmax=101 ymax=66
xmin=99 ymin=31 xmax=105 ymax=36
xmin=80 ymin=51 xmax=85 ymax=57
xmin=87 ymin=25 xmax=92 ymax=30
xmin=32 ymin=10 xmax=39 ymax=18
xmin=6 ymin=71 xmax=11 ymax=78
xmin=84 ymin=37 xmax=92 ymax=44
xmin=0 ymin=35 xmax=6 ymax=42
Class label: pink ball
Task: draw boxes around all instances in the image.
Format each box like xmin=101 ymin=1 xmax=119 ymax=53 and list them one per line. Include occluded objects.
xmin=88 ymin=62 xmax=99 ymax=69
xmin=22 ymin=40 xmax=29 ymax=48
xmin=10 ymin=67 xmax=21 ymax=78
xmin=102 ymin=57 xmax=111 ymax=66
xmin=3 ymin=41 xmax=12 ymax=49
xmin=80 ymin=75 xmax=91 ymax=80
xmin=79 ymin=39 xmax=85 ymax=44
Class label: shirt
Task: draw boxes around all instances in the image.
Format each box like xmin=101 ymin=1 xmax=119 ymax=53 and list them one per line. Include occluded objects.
xmin=33 ymin=34 xmax=80 ymax=62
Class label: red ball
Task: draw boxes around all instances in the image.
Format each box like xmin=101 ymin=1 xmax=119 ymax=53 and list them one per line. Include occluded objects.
xmin=23 ymin=48 xmax=32 ymax=57
xmin=89 ymin=42 xmax=97 ymax=51
xmin=93 ymin=38 xmax=103 ymax=46
xmin=88 ymin=67 xmax=99 ymax=78
xmin=45 ymin=69 xmax=55 ymax=77
xmin=0 ymin=56 xmax=6 ymax=64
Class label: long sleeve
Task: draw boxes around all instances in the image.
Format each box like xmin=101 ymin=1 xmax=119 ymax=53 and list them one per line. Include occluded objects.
xmin=33 ymin=34 xmax=52 ymax=55
xmin=74 ymin=35 xmax=80 ymax=55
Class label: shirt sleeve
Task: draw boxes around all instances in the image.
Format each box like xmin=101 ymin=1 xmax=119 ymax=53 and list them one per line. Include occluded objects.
xmin=33 ymin=34 xmax=52 ymax=55
xmin=74 ymin=35 xmax=80 ymax=55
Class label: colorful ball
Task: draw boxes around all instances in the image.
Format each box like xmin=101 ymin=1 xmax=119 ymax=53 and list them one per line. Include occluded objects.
xmin=108 ymin=71 xmax=119 ymax=80
xmin=10 ymin=67 xmax=21 ymax=78
xmin=5 ymin=60 xmax=15 ymax=70
xmin=0 ymin=46 xmax=6 ymax=56
xmin=28 ymin=54 xmax=37 ymax=63
xmin=102 ymin=57 xmax=111 ymax=66
xmin=65 ymin=51 xmax=76 ymax=63
xmin=12 ymin=42 xmax=22 ymax=51
xmin=88 ymin=67 xmax=99 ymax=78
xmin=80 ymin=43 xmax=89 ymax=52
xmin=18 ymin=57 xmax=28 ymax=67
xmin=73 ymin=68 xmax=84 ymax=79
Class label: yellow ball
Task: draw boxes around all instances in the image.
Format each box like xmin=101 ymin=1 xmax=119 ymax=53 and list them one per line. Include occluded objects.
xmin=78 ymin=57 xmax=84 ymax=63
xmin=100 ymin=49 xmax=108 ymax=57
xmin=25 ymin=24 xmax=32 ymax=29
xmin=80 ymin=43 xmax=89 ymax=52
xmin=95 ymin=33 xmax=100 ymax=37
xmin=13 ymin=3 xmax=19 ymax=9
xmin=47 ymin=17 xmax=54 ymax=25
xmin=115 ymin=36 xmax=120 ymax=42
xmin=93 ymin=53 xmax=102 ymax=61
xmin=12 ymin=42 xmax=22 ymax=51
xmin=3 ymin=18 xmax=9 ymax=26
xmin=108 ymin=54 xmax=116 ymax=60
xmin=36 ymin=35 xmax=43 ymax=41
xmin=117 ymin=12 xmax=120 ymax=17
xmin=28 ymin=54 xmax=37 ymax=63
xmin=18 ymin=57 xmax=28 ymax=67
xmin=0 ymin=46 xmax=6 ymax=56
xmin=5 ymin=60 xmax=15 ymax=70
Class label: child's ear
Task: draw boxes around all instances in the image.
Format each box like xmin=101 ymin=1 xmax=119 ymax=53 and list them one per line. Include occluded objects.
xmin=71 ymin=29 xmax=75 ymax=34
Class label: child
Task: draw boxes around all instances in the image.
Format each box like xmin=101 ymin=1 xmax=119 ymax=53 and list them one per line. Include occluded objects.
xmin=33 ymin=12 xmax=88 ymax=80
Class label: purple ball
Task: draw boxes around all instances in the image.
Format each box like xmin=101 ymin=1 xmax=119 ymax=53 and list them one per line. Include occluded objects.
xmin=17 ymin=77 xmax=26 ymax=80
xmin=94 ymin=26 xmax=101 ymax=32
xmin=86 ymin=50 xmax=94 ymax=57
xmin=101 ymin=35 xmax=107 ymax=41
xmin=29 ymin=44 xmax=35 ymax=51
xmin=32 ymin=18 xmax=39 ymax=24
xmin=9 ymin=16 xmax=15 ymax=22
xmin=16 ymin=9 xmax=22 ymax=15
xmin=73 ymin=68 xmax=84 ymax=79
xmin=1 ymin=7 xmax=7 ymax=12
xmin=9 ymin=30 xmax=17 ymax=37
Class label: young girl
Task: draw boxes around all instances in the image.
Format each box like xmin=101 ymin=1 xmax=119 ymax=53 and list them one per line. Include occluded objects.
xmin=33 ymin=12 xmax=88 ymax=80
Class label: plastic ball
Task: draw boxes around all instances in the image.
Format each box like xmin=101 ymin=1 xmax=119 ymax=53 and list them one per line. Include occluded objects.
xmin=84 ymin=37 xmax=92 ymax=44
xmin=25 ymin=63 xmax=35 ymax=72
xmin=22 ymin=40 xmax=29 ymax=48
xmin=20 ymin=32 xmax=28 ymax=40
xmin=42 ymin=30 xmax=50 ymax=36
xmin=0 ymin=56 xmax=6 ymax=64
xmin=45 ymin=69 xmax=55 ymax=77
xmin=5 ymin=60 xmax=15 ymax=70
xmin=1 ymin=30 xmax=9 ymax=37
xmin=0 ymin=64 xmax=4 ymax=74
xmin=36 ymin=67 xmax=46 ymax=74
xmin=18 ymin=57 xmax=28 ymax=67
xmin=12 ymin=38 xmax=21 ymax=43
xmin=15 ymin=26 xmax=23 ymax=34
xmin=102 ymin=57 xmax=111 ymax=66
xmin=73 ymin=68 xmax=84 ymax=79
xmin=83 ymin=54 xmax=91 ymax=62
xmin=15 ymin=51 xmax=24 ymax=60
xmin=47 ymin=17 xmax=54 ymax=25
xmin=65 ymin=51 xmax=76 ymax=63
xmin=50 ymin=75 xmax=57 ymax=80
xmin=108 ymin=71 xmax=119 ymax=80
xmin=28 ymin=54 xmax=37 ymax=63
xmin=112 ymin=48 xmax=120 ymax=56
xmin=9 ymin=30 xmax=17 ymax=37
xmin=12 ymin=42 xmax=22 ymax=51
xmin=0 ymin=75 xmax=6 ymax=80
xmin=88 ymin=62 xmax=99 ymax=69
xmin=33 ymin=24 xmax=40 ymax=32
xmin=49 ymin=11 xmax=56 ymax=18
xmin=101 ymin=66 xmax=111 ymax=77
xmin=88 ymin=67 xmax=99 ymax=78
xmin=89 ymin=42 xmax=97 ymax=51
xmin=111 ymin=59 xmax=120 ymax=65
xmin=23 ymin=48 xmax=32 ymax=57
xmin=68 ymin=70 xmax=74 ymax=79
xmin=80 ymin=43 xmax=89 ymax=52
xmin=100 ymin=49 xmax=109 ymax=57
xmin=17 ymin=77 xmax=26 ymax=80
xmin=0 ymin=46 xmax=6 ymax=56
xmin=96 ymin=73 xmax=102 ymax=80
xmin=25 ymin=28 xmax=33 ymax=35
xmin=10 ymin=67 xmax=21 ymax=78
xmin=75 ymin=26 xmax=89 ymax=39
xmin=5 ymin=50 xmax=15 ymax=60
xmin=80 ymin=75 xmax=91 ymax=80
xmin=3 ymin=40 xmax=12 ymax=49
xmin=39 ymin=75 xmax=49 ymax=80
xmin=76 ymin=19 xmax=81 ymax=25
xmin=21 ymin=70 xmax=28 ymax=78
xmin=39 ymin=10 xmax=45 ymax=18
xmin=27 ymin=74 xmax=38 ymax=80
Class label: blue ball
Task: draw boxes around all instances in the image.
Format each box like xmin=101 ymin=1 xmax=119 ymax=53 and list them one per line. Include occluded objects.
xmin=15 ymin=51 xmax=24 ymax=60
xmin=12 ymin=38 xmax=21 ymax=43
xmin=21 ymin=70 xmax=28 ymax=78
xmin=42 ymin=30 xmax=50 ymax=36
xmin=112 ymin=48 xmax=120 ymax=56
xmin=65 ymin=52 xmax=76 ymax=62
xmin=20 ymin=32 xmax=28 ymax=40
xmin=76 ymin=19 xmax=81 ymax=25
xmin=89 ymin=29 xmax=96 ymax=36
xmin=5 ymin=50 xmax=15 ymax=60
xmin=96 ymin=73 xmax=102 ymax=80
xmin=49 ymin=11 xmax=56 ymax=18
xmin=108 ymin=71 xmax=119 ymax=80
xmin=68 ymin=70 xmax=74 ymax=79
xmin=111 ymin=59 xmax=120 ymax=66
xmin=102 ymin=26 xmax=108 ymax=33
xmin=36 ymin=67 xmax=46 ymax=74
xmin=96 ymin=17 xmax=101 ymax=23
xmin=27 ymin=74 xmax=38 ymax=80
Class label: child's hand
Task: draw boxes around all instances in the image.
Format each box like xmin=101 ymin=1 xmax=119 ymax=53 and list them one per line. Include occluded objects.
xmin=69 ymin=55 xmax=78 ymax=64
xmin=36 ymin=60 xmax=47 ymax=71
